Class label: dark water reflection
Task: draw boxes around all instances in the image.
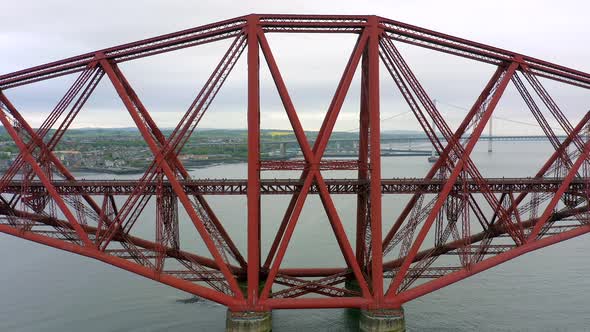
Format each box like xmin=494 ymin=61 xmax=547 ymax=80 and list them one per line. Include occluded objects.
xmin=0 ymin=141 xmax=589 ymax=331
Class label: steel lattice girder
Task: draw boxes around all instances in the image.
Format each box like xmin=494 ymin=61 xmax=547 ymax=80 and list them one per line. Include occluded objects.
xmin=2 ymin=15 xmax=590 ymax=89
xmin=1 ymin=14 xmax=590 ymax=311
xmin=1 ymin=177 xmax=590 ymax=195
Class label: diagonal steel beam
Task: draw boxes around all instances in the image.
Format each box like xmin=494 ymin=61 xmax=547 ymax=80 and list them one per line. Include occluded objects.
xmin=259 ymin=29 xmax=372 ymax=302
xmin=380 ymin=37 xmax=525 ymax=245
xmin=381 ymin=57 xmax=507 ymax=254
xmin=529 ymin=141 xmax=590 ymax=239
xmin=97 ymin=34 xmax=247 ymax=268
xmin=99 ymin=58 xmax=244 ymax=299
xmin=385 ymin=61 xmax=519 ymax=299
xmin=0 ymin=97 xmax=92 ymax=247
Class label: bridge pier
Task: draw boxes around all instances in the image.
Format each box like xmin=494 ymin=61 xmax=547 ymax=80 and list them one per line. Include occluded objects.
xmin=226 ymin=280 xmax=272 ymax=331
xmin=360 ymin=308 xmax=405 ymax=332
xmin=226 ymin=310 xmax=272 ymax=332
xmin=344 ymin=280 xmax=405 ymax=331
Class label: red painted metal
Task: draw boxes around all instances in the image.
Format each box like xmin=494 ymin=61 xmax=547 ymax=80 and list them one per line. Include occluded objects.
xmin=247 ymin=15 xmax=262 ymax=306
xmin=367 ymin=16 xmax=384 ymax=306
xmin=356 ymin=44 xmax=370 ymax=270
xmin=2 ymin=177 xmax=590 ymax=195
xmin=1 ymin=14 xmax=590 ymax=314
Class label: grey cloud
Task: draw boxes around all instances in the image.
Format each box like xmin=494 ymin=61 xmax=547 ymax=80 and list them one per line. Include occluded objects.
xmin=1 ymin=0 xmax=589 ymax=134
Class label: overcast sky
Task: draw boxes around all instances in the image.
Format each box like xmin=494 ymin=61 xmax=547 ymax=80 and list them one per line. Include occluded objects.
xmin=1 ymin=0 xmax=589 ymax=135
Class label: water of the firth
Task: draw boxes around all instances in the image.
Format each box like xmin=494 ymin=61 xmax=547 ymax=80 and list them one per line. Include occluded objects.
xmin=0 ymin=141 xmax=589 ymax=331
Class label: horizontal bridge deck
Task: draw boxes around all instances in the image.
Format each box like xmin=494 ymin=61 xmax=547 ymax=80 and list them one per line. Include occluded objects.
xmin=3 ymin=177 xmax=588 ymax=195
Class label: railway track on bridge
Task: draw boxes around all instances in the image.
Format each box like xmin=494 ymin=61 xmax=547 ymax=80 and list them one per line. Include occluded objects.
xmin=3 ymin=177 xmax=589 ymax=195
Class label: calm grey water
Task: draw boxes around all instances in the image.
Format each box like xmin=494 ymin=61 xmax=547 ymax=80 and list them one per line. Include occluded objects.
xmin=1 ymin=141 xmax=589 ymax=331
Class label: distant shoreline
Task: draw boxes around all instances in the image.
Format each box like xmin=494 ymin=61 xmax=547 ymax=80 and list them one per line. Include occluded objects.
xmin=0 ymin=159 xmax=248 ymax=176
xmin=0 ymin=153 xmax=441 ymax=176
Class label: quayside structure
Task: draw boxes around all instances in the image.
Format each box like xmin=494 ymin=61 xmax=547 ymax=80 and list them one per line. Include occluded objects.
xmin=1 ymin=14 xmax=590 ymax=331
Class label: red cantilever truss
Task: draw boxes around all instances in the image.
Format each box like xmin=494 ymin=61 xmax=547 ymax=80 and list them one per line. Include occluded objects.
xmin=1 ymin=14 xmax=590 ymax=311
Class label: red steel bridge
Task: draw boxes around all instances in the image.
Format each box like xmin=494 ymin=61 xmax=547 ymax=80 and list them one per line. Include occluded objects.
xmin=1 ymin=14 xmax=590 ymax=331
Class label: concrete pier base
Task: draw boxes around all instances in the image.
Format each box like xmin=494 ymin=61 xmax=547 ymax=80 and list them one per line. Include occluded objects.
xmin=345 ymin=279 xmax=405 ymax=331
xmin=360 ymin=308 xmax=405 ymax=332
xmin=226 ymin=310 xmax=272 ymax=332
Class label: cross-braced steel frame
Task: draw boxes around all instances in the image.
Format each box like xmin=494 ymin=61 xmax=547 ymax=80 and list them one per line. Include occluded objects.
xmin=1 ymin=14 xmax=590 ymax=312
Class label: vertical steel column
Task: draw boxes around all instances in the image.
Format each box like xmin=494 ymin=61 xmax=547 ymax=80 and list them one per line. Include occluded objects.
xmin=356 ymin=46 xmax=370 ymax=268
xmin=367 ymin=16 xmax=383 ymax=304
xmin=247 ymin=15 xmax=261 ymax=306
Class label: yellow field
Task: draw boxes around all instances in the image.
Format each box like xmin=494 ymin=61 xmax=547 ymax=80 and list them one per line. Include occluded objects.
xmin=269 ymin=131 xmax=292 ymax=137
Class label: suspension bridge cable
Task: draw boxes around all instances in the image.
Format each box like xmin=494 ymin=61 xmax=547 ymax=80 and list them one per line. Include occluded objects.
xmin=343 ymin=110 xmax=413 ymax=132
xmin=435 ymin=100 xmax=567 ymax=133
xmin=340 ymin=99 xmax=567 ymax=133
